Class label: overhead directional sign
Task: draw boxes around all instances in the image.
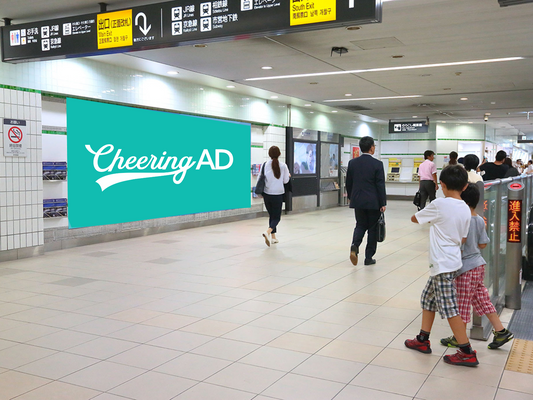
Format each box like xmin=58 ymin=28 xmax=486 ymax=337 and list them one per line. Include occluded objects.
xmin=389 ymin=119 xmax=430 ymax=134
xmin=1 ymin=0 xmax=381 ymax=63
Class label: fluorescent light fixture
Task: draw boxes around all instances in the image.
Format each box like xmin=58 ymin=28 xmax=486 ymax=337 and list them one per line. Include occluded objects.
xmin=324 ymin=95 xmax=422 ymax=102
xmin=270 ymin=96 xmax=278 ymax=99
xmin=262 ymin=66 xmax=273 ymax=70
xmin=460 ymin=97 xmax=468 ymax=101
xmin=304 ymin=104 xmax=312 ymax=107
xmin=372 ymin=120 xmax=378 ymax=122
xmin=167 ymin=71 xmax=179 ymax=75
xmin=332 ymin=110 xmax=338 ymax=113
xmin=412 ymin=115 xmax=418 ymax=118
xmin=245 ymin=57 xmax=523 ymax=81
xmin=345 ymin=93 xmax=352 ymax=97
xmin=226 ymin=85 xmax=235 ymax=88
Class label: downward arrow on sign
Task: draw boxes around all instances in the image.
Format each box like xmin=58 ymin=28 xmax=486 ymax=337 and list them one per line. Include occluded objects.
xmin=135 ymin=12 xmax=152 ymax=36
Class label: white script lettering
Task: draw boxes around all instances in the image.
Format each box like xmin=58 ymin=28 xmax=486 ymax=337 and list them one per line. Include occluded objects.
xmin=85 ymin=144 xmax=233 ymax=191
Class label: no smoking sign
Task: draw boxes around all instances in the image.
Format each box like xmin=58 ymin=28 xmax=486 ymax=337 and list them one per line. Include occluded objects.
xmin=3 ymin=118 xmax=27 ymax=157
xmin=8 ymin=126 xmax=23 ymax=143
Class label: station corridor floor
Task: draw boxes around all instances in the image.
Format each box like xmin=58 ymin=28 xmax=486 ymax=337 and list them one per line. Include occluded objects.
xmin=0 ymin=200 xmax=530 ymax=400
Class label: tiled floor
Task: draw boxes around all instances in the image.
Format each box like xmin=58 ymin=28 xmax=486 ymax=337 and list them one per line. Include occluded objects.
xmin=0 ymin=201 xmax=530 ymax=400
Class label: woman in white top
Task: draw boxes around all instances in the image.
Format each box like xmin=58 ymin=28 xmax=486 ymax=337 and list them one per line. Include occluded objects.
xmin=442 ymin=151 xmax=459 ymax=169
xmin=463 ymin=154 xmax=483 ymax=183
xmin=260 ymin=146 xmax=290 ymax=246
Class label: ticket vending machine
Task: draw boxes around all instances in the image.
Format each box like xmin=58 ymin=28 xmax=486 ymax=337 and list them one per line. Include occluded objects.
xmin=412 ymin=158 xmax=424 ymax=182
xmin=387 ymin=158 xmax=401 ymax=181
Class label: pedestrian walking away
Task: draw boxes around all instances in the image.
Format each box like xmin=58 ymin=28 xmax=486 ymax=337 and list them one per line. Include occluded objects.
xmin=418 ymin=150 xmax=438 ymax=210
xmin=260 ymin=146 xmax=290 ymax=247
xmin=345 ymin=136 xmax=387 ymax=266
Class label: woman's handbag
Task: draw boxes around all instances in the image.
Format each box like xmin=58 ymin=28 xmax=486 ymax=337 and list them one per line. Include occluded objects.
xmin=254 ymin=162 xmax=266 ymax=195
xmin=377 ymin=212 xmax=386 ymax=242
xmin=413 ymin=190 xmax=421 ymax=210
xmin=283 ymin=178 xmax=292 ymax=203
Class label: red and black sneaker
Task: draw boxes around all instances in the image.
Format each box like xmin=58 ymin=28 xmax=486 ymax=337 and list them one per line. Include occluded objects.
xmin=404 ymin=338 xmax=432 ymax=354
xmin=443 ymin=349 xmax=479 ymax=367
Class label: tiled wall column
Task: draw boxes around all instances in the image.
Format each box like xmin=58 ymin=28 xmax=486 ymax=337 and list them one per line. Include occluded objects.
xmin=0 ymin=88 xmax=44 ymax=260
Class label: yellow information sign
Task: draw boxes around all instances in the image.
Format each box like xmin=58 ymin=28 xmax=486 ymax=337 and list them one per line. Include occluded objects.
xmin=97 ymin=10 xmax=133 ymax=50
xmin=290 ymin=0 xmax=336 ymax=26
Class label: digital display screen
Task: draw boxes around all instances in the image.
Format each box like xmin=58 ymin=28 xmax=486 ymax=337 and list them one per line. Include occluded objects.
xmin=391 ymin=167 xmax=400 ymax=173
xmin=294 ymin=142 xmax=316 ymax=175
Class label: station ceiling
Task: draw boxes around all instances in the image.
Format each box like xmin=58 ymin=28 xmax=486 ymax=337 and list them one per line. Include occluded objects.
xmin=2 ymin=0 xmax=533 ymax=145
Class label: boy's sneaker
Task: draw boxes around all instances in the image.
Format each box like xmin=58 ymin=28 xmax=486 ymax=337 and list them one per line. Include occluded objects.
xmin=443 ymin=349 xmax=479 ymax=367
xmin=440 ymin=335 xmax=459 ymax=348
xmin=488 ymin=329 xmax=514 ymax=349
xmin=404 ymin=338 xmax=432 ymax=354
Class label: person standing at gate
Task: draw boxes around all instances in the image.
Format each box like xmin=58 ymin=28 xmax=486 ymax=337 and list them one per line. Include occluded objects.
xmin=439 ymin=183 xmax=514 ymax=350
xmin=346 ymin=136 xmax=387 ymax=266
xmin=479 ymin=150 xmax=508 ymax=181
xmin=418 ymin=150 xmax=438 ymax=210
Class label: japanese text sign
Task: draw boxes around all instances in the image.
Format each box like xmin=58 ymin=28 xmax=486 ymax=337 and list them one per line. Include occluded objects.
xmin=3 ymin=118 xmax=28 ymax=157
xmin=507 ymin=199 xmax=522 ymax=243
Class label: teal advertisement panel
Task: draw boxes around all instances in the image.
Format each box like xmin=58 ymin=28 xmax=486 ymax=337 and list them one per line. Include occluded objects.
xmin=67 ymin=98 xmax=251 ymax=228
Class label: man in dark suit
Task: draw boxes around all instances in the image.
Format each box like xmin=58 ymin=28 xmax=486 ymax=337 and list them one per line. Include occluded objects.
xmin=346 ymin=136 xmax=387 ymax=266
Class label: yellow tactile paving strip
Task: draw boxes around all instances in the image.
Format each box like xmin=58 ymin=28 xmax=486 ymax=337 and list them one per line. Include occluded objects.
xmin=505 ymin=339 xmax=533 ymax=375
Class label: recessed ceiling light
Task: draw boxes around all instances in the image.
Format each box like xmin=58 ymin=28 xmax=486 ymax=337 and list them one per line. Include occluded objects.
xmin=468 ymin=122 xmax=473 ymax=124
xmin=199 ymin=88 xmax=204 ymax=91
xmin=262 ymin=66 xmax=273 ymax=70
xmin=372 ymin=120 xmax=378 ymax=122
xmin=485 ymin=112 xmax=491 ymax=116
xmin=245 ymin=57 xmax=523 ymax=81
xmin=391 ymin=55 xmax=404 ymax=59
xmin=193 ymin=44 xmax=207 ymax=48
xmin=345 ymin=93 xmax=352 ymax=97
xmin=226 ymin=85 xmax=235 ymax=88
xmin=460 ymin=97 xmax=468 ymax=101
xmin=167 ymin=71 xmax=179 ymax=75
xmin=270 ymin=96 xmax=278 ymax=99
xmin=304 ymin=104 xmax=311 ymax=107
xmin=412 ymin=115 xmax=418 ymax=118
xmin=332 ymin=110 xmax=338 ymax=113
xmin=346 ymin=26 xmax=361 ymax=30
xmin=310 ymin=111 xmax=314 ymax=114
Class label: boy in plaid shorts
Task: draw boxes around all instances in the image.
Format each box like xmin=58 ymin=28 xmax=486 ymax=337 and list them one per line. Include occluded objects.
xmin=440 ymin=183 xmax=513 ymax=349
xmin=405 ymin=165 xmax=479 ymax=366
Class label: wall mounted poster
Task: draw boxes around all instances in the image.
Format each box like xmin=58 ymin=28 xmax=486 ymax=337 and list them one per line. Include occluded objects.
xmin=67 ymin=98 xmax=251 ymax=228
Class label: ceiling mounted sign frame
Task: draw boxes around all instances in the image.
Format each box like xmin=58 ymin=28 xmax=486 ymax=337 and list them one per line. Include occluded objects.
xmin=1 ymin=0 xmax=381 ymax=63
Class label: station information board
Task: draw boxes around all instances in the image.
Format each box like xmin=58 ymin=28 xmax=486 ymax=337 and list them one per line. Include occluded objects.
xmin=1 ymin=0 xmax=381 ymax=63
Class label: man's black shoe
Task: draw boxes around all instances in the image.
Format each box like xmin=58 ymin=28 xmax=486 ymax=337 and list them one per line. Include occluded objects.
xmin=350 ymin=245 xmax=359 ymax=266
xmin=364 ymin=258 xmax=376 ymax=265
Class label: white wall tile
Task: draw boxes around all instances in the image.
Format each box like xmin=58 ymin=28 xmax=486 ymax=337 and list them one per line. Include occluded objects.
xmin=0 ymin=236 xmax=7 ymax=251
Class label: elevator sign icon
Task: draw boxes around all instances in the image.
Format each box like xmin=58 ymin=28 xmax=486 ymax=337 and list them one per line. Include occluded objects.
xmin=3 ymin=118 xmax=28 ymax=157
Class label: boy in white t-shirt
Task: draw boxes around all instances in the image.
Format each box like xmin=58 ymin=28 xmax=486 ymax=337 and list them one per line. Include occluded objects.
xmin=405 ymin=165 xmax=479 ymax=367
